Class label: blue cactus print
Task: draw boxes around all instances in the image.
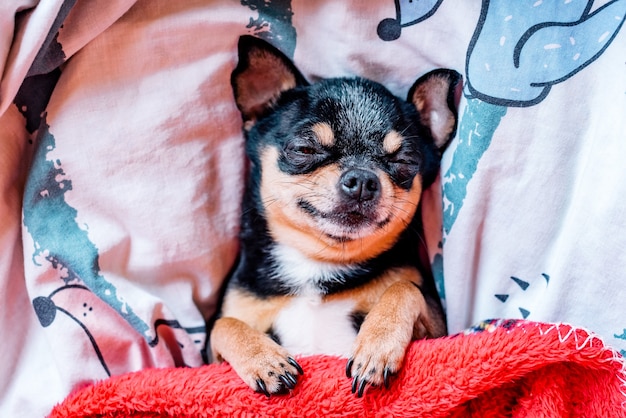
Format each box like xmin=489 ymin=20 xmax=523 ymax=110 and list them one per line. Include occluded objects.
xmin=442 ymin=97 xmax=507 ymax=238
xmin=443 ymin=0 xmax=626 ymax=237
xmin=467 ymin=0 xmax=626 ymax=107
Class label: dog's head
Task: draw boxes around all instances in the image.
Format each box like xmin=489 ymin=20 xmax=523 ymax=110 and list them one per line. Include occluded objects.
xmin=232 ymin=36 xmax=461 ymax=264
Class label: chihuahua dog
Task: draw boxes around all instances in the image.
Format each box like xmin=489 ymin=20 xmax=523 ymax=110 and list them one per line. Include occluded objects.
xmin=210 ymin=35 xmax=461 ymax=397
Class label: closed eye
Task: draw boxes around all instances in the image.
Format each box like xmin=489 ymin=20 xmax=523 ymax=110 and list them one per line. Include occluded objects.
xmin=293 ymin=145 xmax=316 ymax=155
xmin=392 ymin=157 xmax=415 ymax=165
xmin=388 ymin=151 xmax=420 ymax=166
xmin=280 ymin=137 xmax=331 ymax=173
xmin=285 ymin=139 xmax=326 ymax=158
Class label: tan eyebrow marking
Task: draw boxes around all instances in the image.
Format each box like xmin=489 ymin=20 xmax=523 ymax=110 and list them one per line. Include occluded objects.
xmin=383 ymin=130 xmax=403 ymax=154
xmin=311 ymin=122 xmax=335 ymax=147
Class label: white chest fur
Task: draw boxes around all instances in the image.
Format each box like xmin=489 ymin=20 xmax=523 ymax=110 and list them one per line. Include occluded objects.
xmin=270 ymin=243 xmax=358 ymax=294
xmin=273 ymin=295 xmax=357 ymax=358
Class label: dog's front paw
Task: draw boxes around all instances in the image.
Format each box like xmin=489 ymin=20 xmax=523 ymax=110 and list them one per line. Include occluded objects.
xmin=211 ymin=317 xmax=304 ymax=397
xmin=245 ymin=351 xmax=304 ymax=397
xmin=344 ymin=281 xmax=419 ymax=396
xmin=345 ymin=328 xmax=408 ymax=397
xmin=228 ymin=336 xmax=304 ymax=397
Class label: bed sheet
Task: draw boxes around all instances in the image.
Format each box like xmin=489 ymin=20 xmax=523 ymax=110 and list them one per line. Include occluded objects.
xmin=1 ymin=0 xmax=625 ymax=416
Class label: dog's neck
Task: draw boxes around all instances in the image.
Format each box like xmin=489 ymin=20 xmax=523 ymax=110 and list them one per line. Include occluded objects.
xmin=269 ymin=243 xmax=366 ymax=296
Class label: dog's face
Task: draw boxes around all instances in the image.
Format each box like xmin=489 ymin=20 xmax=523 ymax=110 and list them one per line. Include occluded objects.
xmin=255 ymin=80 xmax=436 ymax=265
xmin=232 ymin=36 xmax=460 ymax=265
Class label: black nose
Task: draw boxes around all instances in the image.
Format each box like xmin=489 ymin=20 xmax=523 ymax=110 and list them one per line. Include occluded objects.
xmin=339 ymin=169 xmax=380 ymax=202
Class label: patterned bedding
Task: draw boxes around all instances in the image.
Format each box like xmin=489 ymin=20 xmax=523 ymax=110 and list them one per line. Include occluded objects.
xmin=1 ymin=1 xmax=625 ymax=415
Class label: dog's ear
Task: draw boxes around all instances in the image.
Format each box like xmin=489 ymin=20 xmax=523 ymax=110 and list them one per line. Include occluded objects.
xmin=231 ymin=35 xmax=308 ymax=130
xmin=408 ymin=69 xmax=462 ymax=151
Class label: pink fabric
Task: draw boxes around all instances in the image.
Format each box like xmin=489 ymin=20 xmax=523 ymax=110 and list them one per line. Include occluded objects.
xmin=2 ymin=1 xmax=625 ymax=416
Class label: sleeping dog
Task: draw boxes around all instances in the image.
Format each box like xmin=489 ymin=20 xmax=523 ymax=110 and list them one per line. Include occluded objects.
xmin=210 ymin=35 xmax=461 ymax=397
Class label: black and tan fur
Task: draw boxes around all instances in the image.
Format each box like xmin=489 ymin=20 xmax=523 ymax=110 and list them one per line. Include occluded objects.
xmin=210 ymin=35 xmax=461 ymax=397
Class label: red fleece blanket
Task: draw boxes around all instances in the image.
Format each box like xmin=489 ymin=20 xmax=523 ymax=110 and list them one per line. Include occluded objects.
xmin=50 ymin=320 xmax=626 ymax=417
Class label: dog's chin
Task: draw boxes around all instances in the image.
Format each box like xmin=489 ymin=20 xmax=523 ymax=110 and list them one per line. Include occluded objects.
xmin=321 ymin=219 xmax=390 ymax=244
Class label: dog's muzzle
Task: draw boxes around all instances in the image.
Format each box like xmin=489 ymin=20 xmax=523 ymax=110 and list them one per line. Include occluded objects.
xmin=332 ymin=168 xmax=383 ymax=228
xmin=296 ymin=168 xmax=387 ymax=235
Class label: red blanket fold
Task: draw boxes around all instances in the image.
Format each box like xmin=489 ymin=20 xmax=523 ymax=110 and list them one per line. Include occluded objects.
xmin=49 ymin=320 xmax=626 ymax=417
